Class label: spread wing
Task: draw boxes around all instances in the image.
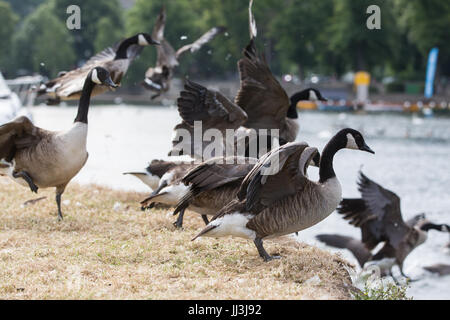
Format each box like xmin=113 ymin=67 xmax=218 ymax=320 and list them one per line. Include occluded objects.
xmin=152 ymin=6 xmax=166 ymax=42
xmin=316 ymin=234 xmax=372 ymax=267
xmin=338 ymin=171 xmax=410 ymax=249
xmin=173 ymin=156 xmax=255 ymax=216
xmin=248 ymin=0 xmax=257 ymax=39
xmin=176 ymin=26 xmax=226 ymax=58
xmin=235 ymin=40 xmax=290 ymax=130
xmin=237 ymin=142 xmax=318 ymax=214
xmin=0 ymin=116 xmax=42 ymax=161
xmin=168 ymin=80 xmax=248 ymax=159
xmin=176 ymin=79 xmax=247 ymax=131
xmin=43 ymin=38 xmax=137 ymax=98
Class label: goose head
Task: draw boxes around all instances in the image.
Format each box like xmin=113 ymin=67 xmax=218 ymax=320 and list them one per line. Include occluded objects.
xmin=90 ymin=67 xmax=118 ymax=89
xmin=306 ymin=88 xmax=327 ymax=102
xmin=287 ymin=88 xmax=327 ymax=119
xmin=337 ymin=128 xmax=375 ymax=154
xmin=137 ymin=33 xmax=160 ymax=46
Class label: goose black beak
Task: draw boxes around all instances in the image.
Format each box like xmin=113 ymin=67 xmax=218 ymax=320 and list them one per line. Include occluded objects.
xmin=151 ymin=40 xmax=160 ymax=45
xmin=104 ymin=77 xmax=118 ymax=89
xmin=319 ymin=97 xmax=328 ymax=102
xmin=361 ymin=143 xmax=375 ymax=154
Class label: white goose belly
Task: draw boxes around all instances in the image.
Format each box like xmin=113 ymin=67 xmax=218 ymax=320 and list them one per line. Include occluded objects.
xmin=8 ymin=123 xmax=88 ymax=188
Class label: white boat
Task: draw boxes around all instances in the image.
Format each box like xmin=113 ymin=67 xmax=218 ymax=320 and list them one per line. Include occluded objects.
xmin=0 ymin=72 xmax=34 ymax=125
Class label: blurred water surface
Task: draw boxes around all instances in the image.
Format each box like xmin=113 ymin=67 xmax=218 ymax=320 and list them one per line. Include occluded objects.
xmin=33 ymin=105 xmax=450 ymax=299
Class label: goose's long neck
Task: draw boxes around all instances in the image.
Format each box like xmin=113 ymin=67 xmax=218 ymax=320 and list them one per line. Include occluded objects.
xmin=74 ymin=78 xmax=94 ymax=124
xmin=287 ymin=91 xmax=307 ymax=119
xmin=319 ymin=137 xmax=341 ymax=183
xmin=115 ymin=36 xmax=137 ymax=60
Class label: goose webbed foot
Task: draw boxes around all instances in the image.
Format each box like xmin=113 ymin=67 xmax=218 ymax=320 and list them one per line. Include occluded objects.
xmin=201 ymin=215 xmax=209 ymax=225
xmin=254 ymin=237 xmax=281 ymax=262
xmin=151 ymin=93 xmax=161 ymax=100
xmin=172 ymin=208 xmax=185 ymax=229
xmin=13 ymin=171 xmax=38 ymax=193
xmin=56 ymin=193 xmax=63 ymax=221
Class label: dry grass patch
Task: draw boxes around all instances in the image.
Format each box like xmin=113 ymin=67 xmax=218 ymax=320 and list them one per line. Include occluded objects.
xmin=0 ymin=177 xmax=354 ymax=299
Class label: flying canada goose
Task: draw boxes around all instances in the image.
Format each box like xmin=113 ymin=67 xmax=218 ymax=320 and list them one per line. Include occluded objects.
xmin=142 ymin=6 xmax=226 ymax=99
xmin=192 ymin=128 xmax=374 ymax=261
xmin=316 ymin=171 xmax=450 ymax=278
xmin=38 ymin=33 xmax=159 ymax=105
xmin=0 ymin=67 xmax=117 ymax=220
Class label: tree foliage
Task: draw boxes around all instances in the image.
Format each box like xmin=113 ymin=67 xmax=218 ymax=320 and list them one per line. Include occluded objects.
xmin=2 ymin=0 xmax=449 ymax=83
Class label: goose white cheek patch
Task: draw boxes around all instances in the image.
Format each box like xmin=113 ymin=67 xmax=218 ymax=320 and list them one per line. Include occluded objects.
xmin=309 ymin=90 xmax=318 ymax=101
xmin=91 ymin=69 xmax=101 ymax=84
xmin=138 ymin=34 xmax=149 ymax=46
xmin=346 ymin=133 xmax=358 ymax=150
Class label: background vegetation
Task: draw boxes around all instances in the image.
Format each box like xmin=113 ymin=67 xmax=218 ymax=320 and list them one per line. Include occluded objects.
xmin=0 ymin=0 xmax=449 ymax=90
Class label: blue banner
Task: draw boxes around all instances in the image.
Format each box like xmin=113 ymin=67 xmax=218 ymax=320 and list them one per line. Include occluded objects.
xmin=424 ymin=47 xmax=439 ymax=98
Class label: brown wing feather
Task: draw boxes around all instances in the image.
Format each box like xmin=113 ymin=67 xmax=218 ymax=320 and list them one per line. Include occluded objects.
xmin=238 ymin=142 xmax=314 ymax=214
xmin=235 ymin=40 xmax=290 ymax=130
xmin=176 ymin=80 xmax=247 ymax=131
xmin=0 ymin=116 xmax=42 ymax=161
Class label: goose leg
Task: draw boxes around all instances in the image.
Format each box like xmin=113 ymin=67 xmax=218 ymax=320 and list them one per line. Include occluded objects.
xmin=173 ymin=208 xmax=185 ymax=229
xmin=13 ymin=171 xmax=38 ymax=193
xmin=201 ymin=215 xmax=209 ymax=225
xmin=254 ymin=237 xmax=280 ymax=262
xmin=56 ymin=193 xmax=63 ymax=221
xmin=55 ymin=186 xmax=66 ymax=221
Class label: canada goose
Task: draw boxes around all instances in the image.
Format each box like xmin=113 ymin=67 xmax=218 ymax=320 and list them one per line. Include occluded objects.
xmin=38 ymin=33 xmax=159 ymax=105
xmin=0 ymin=67 xmax=117 ymax=220
xmin=168 ymin=79 xmax=326 ymax=160
xmin=142 ymin=6 xmax=226 ymax=99
xmin=169 ymin=151 xmax=320 ymax=229
xmin=316 ymin=171 xmax=450 ymax=278
xmin=192 ymin=128 xmax=374 ymax=261
xmin=234 ymin=0 xmax=326 ymax=144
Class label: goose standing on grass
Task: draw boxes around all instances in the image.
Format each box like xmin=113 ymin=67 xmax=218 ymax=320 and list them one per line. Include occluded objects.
xmin=192 ymin=128 xmax=374 ymax=261
xmin=0 ymin=67 xmax=117 ymax=220
xmin=167 ymin=151 xmax=320 ymax=229
xmin=316 ymin=171 xmax=450 ymax=278
xmin=142 ymin=6 xmax=226 ymax=99
xmin=38 ymin=33 xmax=159 ymax=105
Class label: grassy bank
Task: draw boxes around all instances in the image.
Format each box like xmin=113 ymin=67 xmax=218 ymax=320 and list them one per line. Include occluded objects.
xmin=0 ymin=177 xmax=354 ymax=299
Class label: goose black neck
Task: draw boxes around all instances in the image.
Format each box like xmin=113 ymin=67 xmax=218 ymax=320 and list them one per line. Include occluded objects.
xmin=288 ymin=90 xmax=309 ymax=119
xmin=319 ymin=136 xmax=342 ymax=183
xmin=420 ymin=223 xmax=450 ymax=232
xmin=115 ymin=35 xmax=138 ymax=60
xmin=74 ymin=78 xmax=94 ymax=124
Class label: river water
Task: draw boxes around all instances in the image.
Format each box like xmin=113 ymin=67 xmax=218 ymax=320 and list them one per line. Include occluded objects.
xmin=32 ymin=105 xmax=450 ymax=299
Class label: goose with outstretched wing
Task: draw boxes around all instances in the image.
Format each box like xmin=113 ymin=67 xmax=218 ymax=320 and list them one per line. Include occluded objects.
xmin=142 ymin=6 xmax=226 ymax=99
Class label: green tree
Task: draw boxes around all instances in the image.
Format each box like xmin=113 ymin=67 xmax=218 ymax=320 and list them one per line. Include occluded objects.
xmin=51 ymin=0 xmax=124 ymax=60
xmin=395 ymin=0 xmax=450 ymax=77
xmin=0 ymin=1 xmax=18 ymax=75
xmin=324 ymin=0 xmax=399 ymax=76
xmin=3 ymin=0 xmax=44 ymax=17
xmin=94 ymin=17 xmax=125 ymax=54
xmin=12 ymin=2 xmax=75 ymax=77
